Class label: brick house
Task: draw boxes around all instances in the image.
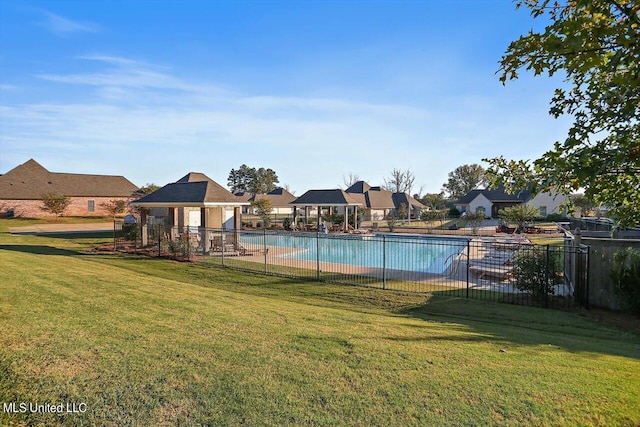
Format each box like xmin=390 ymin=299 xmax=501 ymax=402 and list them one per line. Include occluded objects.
xmin=0 ymin=159 xmax=139 ymax=217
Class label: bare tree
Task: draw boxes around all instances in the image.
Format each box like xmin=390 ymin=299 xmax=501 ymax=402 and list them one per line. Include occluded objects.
xmin=382 ymin=168 xmax=415 ymax=194
xmin=342 ymin=173 xmax=361 ymax=189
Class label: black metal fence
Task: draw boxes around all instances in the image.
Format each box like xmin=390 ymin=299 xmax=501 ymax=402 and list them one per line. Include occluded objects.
xmin=112 ymin=224 xmax=589 ymax=310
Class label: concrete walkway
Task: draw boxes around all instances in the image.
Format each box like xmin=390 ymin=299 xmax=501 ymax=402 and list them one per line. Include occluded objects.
xmin=9 ymin=222 xmax=114 ymax=235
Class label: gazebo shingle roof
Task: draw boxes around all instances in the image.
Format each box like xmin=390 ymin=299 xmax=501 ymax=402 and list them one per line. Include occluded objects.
xmin=134 ymin=172 xmax=245 ymax=207
xmin=291 ymin=189 xmax=362 ymax=206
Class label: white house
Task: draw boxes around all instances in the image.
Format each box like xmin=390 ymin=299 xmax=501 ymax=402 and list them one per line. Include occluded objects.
xmin=456 ymin=186 xmax=568 ymax=218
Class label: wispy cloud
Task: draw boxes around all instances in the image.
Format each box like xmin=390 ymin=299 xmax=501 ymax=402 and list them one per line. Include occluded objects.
xmin=37 ymin=10 xmax=100 ymax=36
xmin=2 ymin=55 xmax=569 ymax=190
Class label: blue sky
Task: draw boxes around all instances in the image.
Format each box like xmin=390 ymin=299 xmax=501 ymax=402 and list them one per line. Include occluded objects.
xmin=0 ymin=0 xmax=570 ymax=195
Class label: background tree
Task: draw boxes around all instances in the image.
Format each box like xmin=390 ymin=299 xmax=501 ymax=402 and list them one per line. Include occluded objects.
xmin=227 ymin=164 xmax=255 ymax=193
xmin=342 ymin=172 xmax=361 ymax=189
xmin=484 ymin=0 xmax=640 ymax=227
xmin=100 ymin=199 xmax=126 ymax=220
xmin=40 ymin=193 xmax=71 ymax=217
xmin=382 ymin=168 xmax=415 ymax=194
xmin=463 ymin=211 xmax=486 ymax=236
xmin=570 ymin=194 xmax=597 ymax=217
xmin=499 ymin=204 xmax=542 ymax=234
xmin=228 ymin=165 xmax=279 ymax=195
xmin=251 ymin=197 xmax=273 ymax=228
xmin=419 ymin=192 xmax=448 ymax=210
xmin=442 ymin=164 xmax=486 ymax=200
xmin=250 ymin=167 xmax=279 ymax=194
xmin=138 ymin=183 xmax=160 ymax=195
xmin=397 ymin=203 xmax=408 ymax=221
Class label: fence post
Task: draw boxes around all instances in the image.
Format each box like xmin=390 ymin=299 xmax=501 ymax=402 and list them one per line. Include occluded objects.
xmin=382 ymin=235 xmax=387 ymax=290
xmin=263 ymin=228 xmax=267 ymax=274
xmin=221 ymin=229 xmax=225 ymax=266
xmin=545 ymin=245 xmax=550 ymax=308
xmin=572 ymin=228 xmax=582 ymax=306
xmin=113 ymin=221 xmax=117 ymax=251
xmin=316 ymin=232 xmax=320 ymax=281
xmin=466 ymin=239 xmax=470 ymax=298
xmin=584 ymin=245 xmax=590 ymax=309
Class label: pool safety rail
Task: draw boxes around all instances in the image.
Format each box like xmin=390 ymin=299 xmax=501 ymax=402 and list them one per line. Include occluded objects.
xmin=116 ymin=224 xmax=589 ymax=310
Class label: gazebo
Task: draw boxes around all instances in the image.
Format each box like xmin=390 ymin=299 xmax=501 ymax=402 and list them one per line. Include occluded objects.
xmin=290 ymin=189 xmax=363 ymax=232
xmin=132 ymin=172 xmax=249 ymax=245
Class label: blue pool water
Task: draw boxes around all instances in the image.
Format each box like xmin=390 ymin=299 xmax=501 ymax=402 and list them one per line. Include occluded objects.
xmin=239 ymin=233 xmax=468 ymax=274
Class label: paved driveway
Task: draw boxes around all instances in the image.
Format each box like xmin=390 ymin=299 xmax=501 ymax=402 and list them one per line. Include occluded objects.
xmin=9 ymin=222 xmax=114 ymax=235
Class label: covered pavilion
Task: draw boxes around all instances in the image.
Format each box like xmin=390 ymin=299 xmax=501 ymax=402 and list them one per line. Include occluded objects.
xmin=290 ymin=189 xmax=363 ymax=232
xmin=132 ymin=172 xmax=249 ymax=245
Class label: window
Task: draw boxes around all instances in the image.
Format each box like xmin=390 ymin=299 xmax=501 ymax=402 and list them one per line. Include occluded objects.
xmin=539 ymin=206 xmax=547 ymax=217
xmin=88 ymin=200 xmax=95 ymax=212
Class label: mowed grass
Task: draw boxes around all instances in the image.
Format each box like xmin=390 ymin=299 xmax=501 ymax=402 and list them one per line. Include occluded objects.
xmin=1 ymin=221 xmax=639 ymax=426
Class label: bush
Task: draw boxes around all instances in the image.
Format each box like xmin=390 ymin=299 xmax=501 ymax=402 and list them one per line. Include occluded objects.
xmin=545 ymin=213 xmax=566 ymax=221
xmin=610 ymin=248 xmax=640 ymax=315
xmin=512 ymin=249 xmax=563 ymax=298
xmin=449 ymin=207 xmax=461 ymax=217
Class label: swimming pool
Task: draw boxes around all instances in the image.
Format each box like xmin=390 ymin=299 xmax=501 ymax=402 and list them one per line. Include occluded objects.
xmin=239 ymin=232 xmax=468 ymax=274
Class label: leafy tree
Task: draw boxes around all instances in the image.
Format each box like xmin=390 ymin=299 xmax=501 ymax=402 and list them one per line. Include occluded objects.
xmin=418 ymin=192 xmax=448 ymax=210
xmin=499 ymin=204 xmax=542 ymax=233
xmin=442 ymin=164 xmax=486 ymax=200
xmin=138 ymin=183 xmax=160 ymax=195
xmin=228 ymin=165 xmax=279 ymax=195
xmin=40 ymin=193 xmax=71 ymax=217
xmin=382 ymin=168 xmax=415 ymax=194
xmin=463 ymin=211 xmax=486 ymax=235
xmin=251 ymin=197 xmax=273 ymax=228
xmin=485 ymin=0 xmax=640 ymax=227
xmin=420 ymin=209 xmax=448 ymax=228
xmin=227 ymin=164 xmax=255 ymax=193
xmin=250 ymin=167 xmax=279 ymax=195
xmin=397 ymin=203 xmax=408 ymax=221
xmin=100 ymin=199 xmax=126 ymax=220
xmin=570 ymin=194 xmax=597 ymax=217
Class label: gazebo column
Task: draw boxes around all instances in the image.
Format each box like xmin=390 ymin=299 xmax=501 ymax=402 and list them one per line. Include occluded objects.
xmin=234 ymin=206 xmax=241 ymax=230
xmin=141 ymin=208 xmax=148 ymax=246
xmin=168 ymin=208 xmax=177 ymax=239
xmin=354 ymin=206 xmax=358 ymax=230
xmin=304 ymin=206 xmax=309 ymax=225
xmin=200 ymin=208 xmax=209 ymax=254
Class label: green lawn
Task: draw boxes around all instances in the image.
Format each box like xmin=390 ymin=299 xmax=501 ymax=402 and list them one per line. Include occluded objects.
xmin=1 ymin=219 xmax=639 ymax=426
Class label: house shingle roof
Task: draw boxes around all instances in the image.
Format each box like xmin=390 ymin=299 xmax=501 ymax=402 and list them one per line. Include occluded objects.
xmin=457 ymin=186 xmax=532 ymax=205
xmin=252 ymin=188 xmax=296 ymax=207
xmin=344 ymin=180 xmax=425 ymax=210
xmin=0 ymin=159 xmax=138 ymax=199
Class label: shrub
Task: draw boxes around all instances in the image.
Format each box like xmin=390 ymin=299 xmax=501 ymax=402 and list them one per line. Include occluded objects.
xmin=610 ymin=248 xmax=640 ymax=315
xmin=40 ymin=193 xmax=71 ymax=217
xmin=512 ymin=249 xmax=563 ymax=298
xmin=449 ymin=207 xmax=461 ymax=217
xmin=283 ymin=217 xmax=292 ymax=230
xmin=545 ymin=212 xmax=565 ymax=221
